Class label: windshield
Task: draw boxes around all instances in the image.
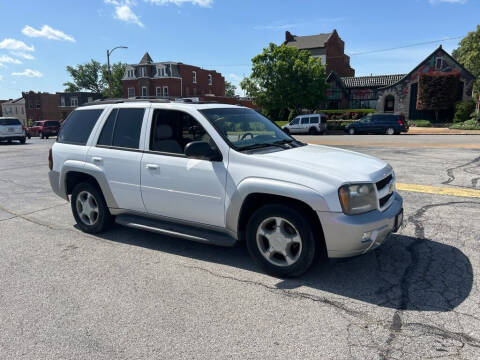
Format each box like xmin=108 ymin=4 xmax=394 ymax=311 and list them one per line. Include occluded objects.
xmin=0 ymin=118 xmax=21 ymax=126
xmin=200 ymin=108 xmax=294 ymax=150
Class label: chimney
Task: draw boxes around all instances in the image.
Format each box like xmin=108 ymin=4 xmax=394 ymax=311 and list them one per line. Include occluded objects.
xmin=285 ymin=31 xmax=294 ymax=42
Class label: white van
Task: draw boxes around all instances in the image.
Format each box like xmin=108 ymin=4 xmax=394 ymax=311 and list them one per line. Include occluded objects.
xmin=282 ymin=114 xmax=327 ymax=135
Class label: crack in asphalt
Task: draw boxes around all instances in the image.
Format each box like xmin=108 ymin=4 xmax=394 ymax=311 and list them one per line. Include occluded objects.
xmin=442 ymin=155 xmax=480 ymax=185
xmin=379 ymin=200 xmax=480 ymax=359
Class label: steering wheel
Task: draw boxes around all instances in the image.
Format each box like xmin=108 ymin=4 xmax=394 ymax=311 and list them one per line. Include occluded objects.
xmin=240 ymin=132 xmax=254 ymax=141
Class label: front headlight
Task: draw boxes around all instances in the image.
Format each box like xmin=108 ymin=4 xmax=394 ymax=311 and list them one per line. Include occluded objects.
xmin=338 ymin=183 xmax=377 ymax=215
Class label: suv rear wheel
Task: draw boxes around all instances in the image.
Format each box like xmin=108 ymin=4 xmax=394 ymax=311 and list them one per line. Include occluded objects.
xmin=71 ymin=182 xmax=113 ymax=234
xmin=246 ymin=204 xmax=316 ymax=277
xmin=308 ymin=127 xmax=318 ymax=135
xmin=386 ymin=127 xmax=395 ymax=135
xmin=348 ymin=128 xmax=355 ymax=135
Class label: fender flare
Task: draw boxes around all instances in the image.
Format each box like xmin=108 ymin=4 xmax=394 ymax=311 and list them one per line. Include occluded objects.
xmin=225 ymin=177 xmax=330 ymax=236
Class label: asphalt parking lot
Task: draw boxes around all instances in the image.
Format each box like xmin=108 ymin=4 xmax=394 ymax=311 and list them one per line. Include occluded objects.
xmin=1 ymin=135 xmax=479 ymax=360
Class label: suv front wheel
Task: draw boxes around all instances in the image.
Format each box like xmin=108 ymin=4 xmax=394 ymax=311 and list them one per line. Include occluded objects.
xmin=246 ymin=204 xmax=316 ymax=277
xmin=71 ymin=182 xmax=113 ymax=234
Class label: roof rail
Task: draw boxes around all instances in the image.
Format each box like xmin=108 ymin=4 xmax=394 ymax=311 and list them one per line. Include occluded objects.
xmin=79 ymin=97 xmax=171 ymax=107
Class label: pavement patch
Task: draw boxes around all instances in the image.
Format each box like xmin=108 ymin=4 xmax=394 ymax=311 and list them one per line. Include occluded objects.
xmin=397 ymin=183 xmax=480 ymax=199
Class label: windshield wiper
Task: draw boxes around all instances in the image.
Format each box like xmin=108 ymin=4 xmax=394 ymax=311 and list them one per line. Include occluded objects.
xmin=274 ymin=139 xmax=305 ymax=147
xmin=239 ymin=142 xmax=287 ymax=152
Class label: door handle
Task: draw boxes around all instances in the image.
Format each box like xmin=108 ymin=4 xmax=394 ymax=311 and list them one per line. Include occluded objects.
xmin=145 ymin=164 xmax=159 ymax=170
xmin=92 ymin=157 xmax=103 ymax=163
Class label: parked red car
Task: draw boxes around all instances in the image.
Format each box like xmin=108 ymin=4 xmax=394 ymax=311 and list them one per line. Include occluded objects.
xmin=27 ymin=120 xmax=61 ymax=139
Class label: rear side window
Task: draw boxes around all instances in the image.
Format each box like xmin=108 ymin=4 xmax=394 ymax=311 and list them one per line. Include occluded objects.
xmin=97 ymin=108 xmax=144 ymax=149
xmin=57 ymin=109 xmax=103 ymax=145
xmin=45 ymin=121 xmax=59 ymax=126
xmin=309 ymin=117 xmax=319 ymax=124
xmin=0 ymin=118 xmax=21 ymax=126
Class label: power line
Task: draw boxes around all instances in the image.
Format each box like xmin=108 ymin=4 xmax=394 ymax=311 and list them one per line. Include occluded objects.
xmin=198 ymin=36 xmax=463 ymax=68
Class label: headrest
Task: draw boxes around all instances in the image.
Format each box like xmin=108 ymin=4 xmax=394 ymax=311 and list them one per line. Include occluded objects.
xmin=155 ymin=124 xmax=173 ymax=140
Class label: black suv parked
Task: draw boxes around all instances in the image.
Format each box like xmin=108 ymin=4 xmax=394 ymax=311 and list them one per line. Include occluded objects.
xmin=345 ymin=114 xmax=409 ymax=135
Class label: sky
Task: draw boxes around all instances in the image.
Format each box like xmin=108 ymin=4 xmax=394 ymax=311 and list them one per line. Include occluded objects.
xmin=0 ymin=0 xmax=478 ymax=99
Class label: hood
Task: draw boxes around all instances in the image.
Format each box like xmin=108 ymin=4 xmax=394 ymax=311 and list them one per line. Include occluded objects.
xmin=256 ymin=144 xmax=391 ymax=185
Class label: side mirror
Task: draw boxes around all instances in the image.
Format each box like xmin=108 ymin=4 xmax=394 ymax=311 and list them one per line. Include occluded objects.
xmin=184 ymin=141 xmax=222 ymax=161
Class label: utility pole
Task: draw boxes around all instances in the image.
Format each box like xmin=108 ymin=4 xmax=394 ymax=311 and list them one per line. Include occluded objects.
xmin=107 ymin=46 xmax=128 ymax=97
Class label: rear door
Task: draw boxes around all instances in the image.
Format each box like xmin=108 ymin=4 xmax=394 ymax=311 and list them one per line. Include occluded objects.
xmin=86 ymin=106 xmax=148 ymax=212
xmin=300 ymin=116 xmax=310 ymax=133
xmin=309 ymin=116 xmax=320 ymax=132
xmin=0 ymin=118 xmax=23 ymax=136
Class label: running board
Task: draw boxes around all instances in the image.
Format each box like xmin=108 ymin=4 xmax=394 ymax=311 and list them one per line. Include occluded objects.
xmin=115 ymin=214 xmax=237 ymax=247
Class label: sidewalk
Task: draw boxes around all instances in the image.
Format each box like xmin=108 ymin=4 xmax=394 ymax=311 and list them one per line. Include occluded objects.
xmin=408 ymin=127 xmax=480 ymax=135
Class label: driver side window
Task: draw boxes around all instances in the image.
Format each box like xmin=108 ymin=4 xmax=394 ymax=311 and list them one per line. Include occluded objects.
xmin=149 ymin=109 xmax=215 ymax=155
xmin=290 ymin=118 xmax=300 ymax=125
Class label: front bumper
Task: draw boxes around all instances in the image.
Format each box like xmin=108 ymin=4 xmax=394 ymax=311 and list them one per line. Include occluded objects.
xmin=317 ymin=193 xmax=403 ymax=258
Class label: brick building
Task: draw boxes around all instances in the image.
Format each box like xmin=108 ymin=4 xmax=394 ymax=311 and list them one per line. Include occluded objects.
xmin=284 ymin=29 xmax=355 ymax=77
xmin=122 ymin=53 xmax=225 ymax=99
xmin=57 ymin=92 xmax=103 ymax=120
xmin=1 ymin=98 xmax=27 ymax=125
xmin=325 ymin=46 xmax=475 ymax=121
xmin=22 ymin=92 xmax=61 ymax=123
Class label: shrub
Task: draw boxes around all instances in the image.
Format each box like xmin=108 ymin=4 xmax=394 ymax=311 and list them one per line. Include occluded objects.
xmin=449 ymin=119 xmax=480 ymax=130
xmin=454 ymin=100 xmax=476 ymax=123
xmin=410 ymin=120 xmax=431 ymax=127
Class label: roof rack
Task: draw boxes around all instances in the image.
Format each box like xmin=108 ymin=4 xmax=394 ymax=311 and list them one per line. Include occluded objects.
xmin=79 ymin=97 xmax=171 ymax=107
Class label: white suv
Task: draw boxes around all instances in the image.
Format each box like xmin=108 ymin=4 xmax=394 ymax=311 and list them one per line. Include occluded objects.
xmin=49 ymin=99 xmax=403 ymax=277
xmin=0 ymin=117 xmax=26 ymax=144
xmin=282 ymin=113 xmax=327 ymax=135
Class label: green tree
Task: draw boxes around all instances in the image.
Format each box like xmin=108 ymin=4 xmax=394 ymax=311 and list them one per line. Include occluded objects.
xmin=64 ymin=59 xmax=126 ymax=98
xmin=225 ymin=80 xmax=236 ymax=97
xmin=102 ymin=62 xmax=127 ymax=98
xmin=241 ymin=43 xmax=326 ymax=121
xmin=453 ymin=25 xmax=480 ymax=98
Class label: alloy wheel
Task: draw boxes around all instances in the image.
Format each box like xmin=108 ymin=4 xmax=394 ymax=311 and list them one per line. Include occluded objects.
xmin=76 ymin=191 xmax=99 ymax=226
xmin=256 ymin=217 xmax=303 ymax=267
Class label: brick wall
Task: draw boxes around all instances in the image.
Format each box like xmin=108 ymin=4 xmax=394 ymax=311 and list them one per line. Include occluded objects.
xmin=325 ymin=31 xmax=355 ymax=77
xmin=23 ymin=92 xmax=61 ymax=122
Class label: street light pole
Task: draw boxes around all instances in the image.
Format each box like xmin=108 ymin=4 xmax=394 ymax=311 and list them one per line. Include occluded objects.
xmin=106 ymin=46 xmax=128 ymax=97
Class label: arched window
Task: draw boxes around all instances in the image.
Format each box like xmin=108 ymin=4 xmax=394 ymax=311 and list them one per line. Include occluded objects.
xmin=384 ymin=95 xmax=395 ymax=112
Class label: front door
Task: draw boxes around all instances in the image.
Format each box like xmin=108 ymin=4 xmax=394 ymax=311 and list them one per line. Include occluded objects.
xmin=86 ymin=107 xmax=148 ymax=212
xmin=140 ymin=109 xmax=227 ymax=227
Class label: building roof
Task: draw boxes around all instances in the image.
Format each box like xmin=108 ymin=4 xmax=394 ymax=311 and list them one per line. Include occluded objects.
xmin=285 ymin=32 xmax=332 ymax=50
xmin=341 ymin=74 xmax=407 ymax=88
xmin=2 ymin=97 xmax=25 ymax=105
xmin=139 ymin=52 xmax=153 ymax=64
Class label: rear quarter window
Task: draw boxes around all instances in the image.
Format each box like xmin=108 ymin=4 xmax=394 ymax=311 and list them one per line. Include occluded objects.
xmin=45 ymin=121 xmax=60 ymax=126
xmin=0 ymin=118 xmax=21 ymax=126
xmin=57 ymin=109 xmax=103 ymax=145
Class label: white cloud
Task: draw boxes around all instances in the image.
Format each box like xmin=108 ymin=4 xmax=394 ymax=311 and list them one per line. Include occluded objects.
xmin=105 ymin=0 xmax=144 ymax=27
xmin=0 ymin=38 xmax=34 ymax=52
xmin=0 ymin=55 xmax=22 ymax=64
xmin=228 ymin=73 xmax=242 ymax=82
xmin=429 ymin=0 xmax=467 ymax=3
xmin=115 ymin=5 xmax=145 ymax=27
xmin=22 ymin=25 xmax=75 ymax=42
xmin=0 ymin=74 xmax=3 ymax=80
xmin=12 ymin=69 xmax=43 ymax=78
xmin=145 ymin=0 xmax=213 ymax=6
xmin=10 ymin=51 xmax=34 ymax=60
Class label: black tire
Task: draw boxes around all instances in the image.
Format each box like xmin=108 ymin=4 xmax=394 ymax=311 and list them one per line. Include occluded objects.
xmin=41 ymin=132 xmax=45 ymax=139
xmin=46 ymin=136 xmax=49 ymax=139
xmin=283 ymin=128 xmax=290 ymax=135
xmin=246 ymin=204 xmax=316 ymax=277
xmin=71 ymin=182 xmax=113 ymax=234
xmin=308 ymin=127 xmax=318 ymax=135
xmin=19 ymin=137 xmax=26 ymax=144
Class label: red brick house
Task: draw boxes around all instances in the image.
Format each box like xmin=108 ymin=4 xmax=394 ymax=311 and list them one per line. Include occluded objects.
xmin=284 ymin=29 xmax=355 ymax=77
xmin=22 ymin=91 xmax=61 ymax=123
xmin=122 ymin=53 xmax=225 ymax=99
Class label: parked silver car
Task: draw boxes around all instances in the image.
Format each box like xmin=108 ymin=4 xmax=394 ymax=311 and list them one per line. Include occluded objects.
xmin=282 ymin=114 xmax=327 ymax=135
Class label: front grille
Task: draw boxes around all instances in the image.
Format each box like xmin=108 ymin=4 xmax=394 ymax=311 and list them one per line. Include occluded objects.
xmin=376 ymin=174 xmax=392 ymax=191
xmin=379 ymin=192 xmax=393 ymax=207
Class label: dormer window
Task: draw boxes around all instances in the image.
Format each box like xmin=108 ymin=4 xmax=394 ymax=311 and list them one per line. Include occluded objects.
xmin=192 ymin=71 xmax=197 ymax=84
xmin=140 ymin=67 xmax=146 ymax=77
xmin=208 ymin=74 xmax=212 ymax=86
xmin=157 ymin=67 xmax=165 ymax=77
xmin=127 ymin=69 xmax=135 ymax=78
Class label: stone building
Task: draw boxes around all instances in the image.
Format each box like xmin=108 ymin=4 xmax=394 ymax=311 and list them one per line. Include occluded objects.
xmin=325 ymin=46 xmax=475 ymax=121
xmin=284 ymin=29 xmax=355 ymax=77
xmin=122 ymin=53 xmax=225 ymax=99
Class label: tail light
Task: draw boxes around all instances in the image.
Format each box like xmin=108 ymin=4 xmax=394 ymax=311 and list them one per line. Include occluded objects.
xmin=397 ymin=119 xmax=404 ymax=125
xmin=48 ymin=148 xmax=53 ymax=170
xmin=22 ymin=125 xmax=25 ymax=131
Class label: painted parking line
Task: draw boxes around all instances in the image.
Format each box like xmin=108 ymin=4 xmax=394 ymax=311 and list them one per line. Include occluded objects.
xmin=396 ymin=183 xmax=480 ymax=199
xmin=305 ymin=141 xmax=480 ymax=149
